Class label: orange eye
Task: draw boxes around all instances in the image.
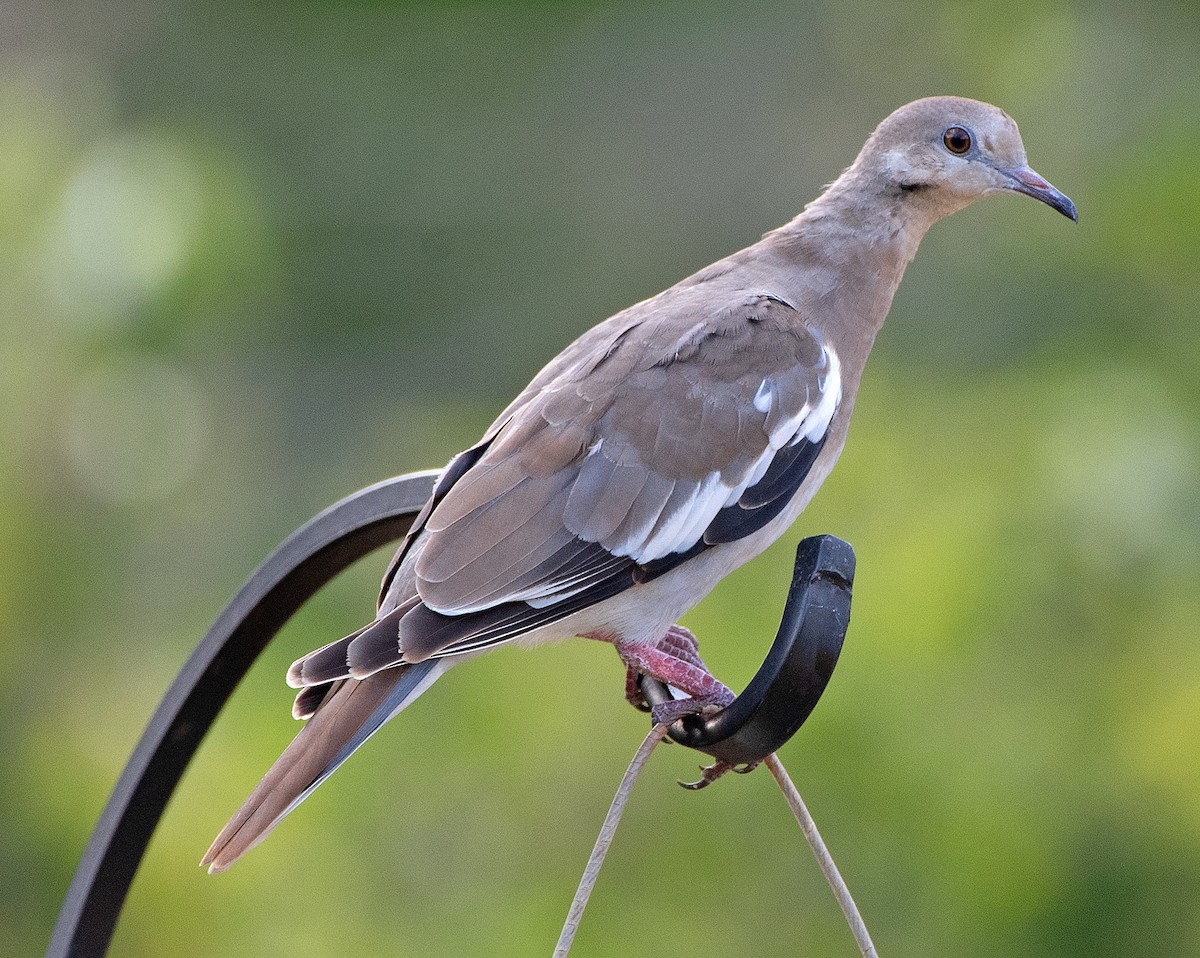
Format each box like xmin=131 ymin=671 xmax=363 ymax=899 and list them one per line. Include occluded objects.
xmin=943 ymin=126 xmax=972 ymax=155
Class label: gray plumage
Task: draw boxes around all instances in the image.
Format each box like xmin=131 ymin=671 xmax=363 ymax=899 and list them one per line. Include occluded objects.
xmin=202 ymin=95 xmax=1075 ymax=873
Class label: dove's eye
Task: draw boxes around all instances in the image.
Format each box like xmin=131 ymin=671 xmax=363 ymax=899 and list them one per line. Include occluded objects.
xmin=942 ymin=126 xmax=972 ymax=155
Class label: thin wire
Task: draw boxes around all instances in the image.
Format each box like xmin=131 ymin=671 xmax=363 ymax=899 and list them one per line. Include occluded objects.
xmin=765 ymin=753 xmax=880 ymax=958
xmin=553 ymin=723 xmax=671 ymax=958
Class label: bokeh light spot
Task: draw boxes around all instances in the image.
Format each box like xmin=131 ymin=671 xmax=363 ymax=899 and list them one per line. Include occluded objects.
xmin=61 ymin=354 xmax=210 ymax=504
xmin=40 ymin=132 xmax=204 ymax=325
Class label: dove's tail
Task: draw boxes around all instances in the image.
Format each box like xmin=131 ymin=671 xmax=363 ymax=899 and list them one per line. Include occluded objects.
xmin=201 ymin=658 xmax=449 ymax=873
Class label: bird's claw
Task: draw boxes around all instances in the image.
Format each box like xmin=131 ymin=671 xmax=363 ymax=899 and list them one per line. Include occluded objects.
xmin=678 ymin=758 xmax=760 ymax=790
xmin=649 ymin=692 xmax=733 ymax=729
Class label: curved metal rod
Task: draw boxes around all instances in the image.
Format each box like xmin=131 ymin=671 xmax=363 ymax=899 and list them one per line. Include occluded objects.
xmin=47 ymin=471 xmax=438 ymax=958
xmin=48 ymin=469 xmax=854 ymax=957
xmin=638 ymin=534 xmax=855 ymax=767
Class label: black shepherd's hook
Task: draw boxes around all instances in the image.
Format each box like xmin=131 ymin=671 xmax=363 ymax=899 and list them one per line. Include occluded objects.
xmin=47 ymin=470 xmax=855 ymax=958
xmin=640 ymin=532 xmax=855 ymax=768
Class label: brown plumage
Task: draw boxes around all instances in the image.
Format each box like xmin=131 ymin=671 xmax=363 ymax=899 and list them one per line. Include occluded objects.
xmin=202 ymin=96 xmax=1075 ymax=873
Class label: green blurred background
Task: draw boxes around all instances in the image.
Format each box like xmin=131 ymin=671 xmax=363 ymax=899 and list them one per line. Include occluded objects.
xmin=4 ymin=1 xmax=1199 ymax=955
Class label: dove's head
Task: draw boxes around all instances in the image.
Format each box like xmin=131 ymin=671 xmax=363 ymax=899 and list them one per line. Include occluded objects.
xmin=854 ymin=96 xmax=1077 ymax=222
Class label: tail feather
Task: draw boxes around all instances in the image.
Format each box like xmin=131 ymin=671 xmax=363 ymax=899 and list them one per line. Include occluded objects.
xmin=287 ymin=597 xmax=420 ymax=688
xmin=291 ymin=682 xmax=333 ymax=720
xmin=202 ymin=658 xmax=449 ymax=873
xmin=286 ymin=632 xmax=362 ymax=688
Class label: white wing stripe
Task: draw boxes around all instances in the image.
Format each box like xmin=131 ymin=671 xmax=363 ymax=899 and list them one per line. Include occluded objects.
xmin=801 ymin=348 xmax=840 ymax=443
xmin=637 ymin=480 xmax=706 ymax=561
xmin=753 ymin=378 xmax=773 ymax=413
xmin=677 ymin=478 xmax=737 ymax=550
xmin=767 ymin=402 xmax=813 ymax=449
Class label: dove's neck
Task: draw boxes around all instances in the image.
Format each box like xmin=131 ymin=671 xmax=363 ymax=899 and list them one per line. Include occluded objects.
xmin=761 ymin=168 xmax=954 ymax=360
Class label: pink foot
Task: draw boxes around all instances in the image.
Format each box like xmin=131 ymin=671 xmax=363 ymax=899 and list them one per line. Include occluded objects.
xmin=621 ymin=624 xmax=710 ymax=711
xmin=613 ymin=627 xmax=734 ymax=727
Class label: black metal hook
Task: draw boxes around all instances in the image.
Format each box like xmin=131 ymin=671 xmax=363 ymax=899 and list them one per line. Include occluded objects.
xmin=638 ymin=534 xmax=855 ymax=768
xmin=47 ymin=470 xmax=854 ymax=958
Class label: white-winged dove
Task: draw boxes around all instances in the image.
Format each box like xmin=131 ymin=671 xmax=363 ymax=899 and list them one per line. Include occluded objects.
xmin=203 ymin=95 xmax=1075 ymax=872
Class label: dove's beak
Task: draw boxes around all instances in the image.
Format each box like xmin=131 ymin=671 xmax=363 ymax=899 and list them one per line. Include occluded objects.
xmin=1002 ymin=165 xmax=1078 ymax=221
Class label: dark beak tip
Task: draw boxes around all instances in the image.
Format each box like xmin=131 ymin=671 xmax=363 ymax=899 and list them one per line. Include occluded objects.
xmin=1006 ymin=166 xmax=1078 ymax=223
